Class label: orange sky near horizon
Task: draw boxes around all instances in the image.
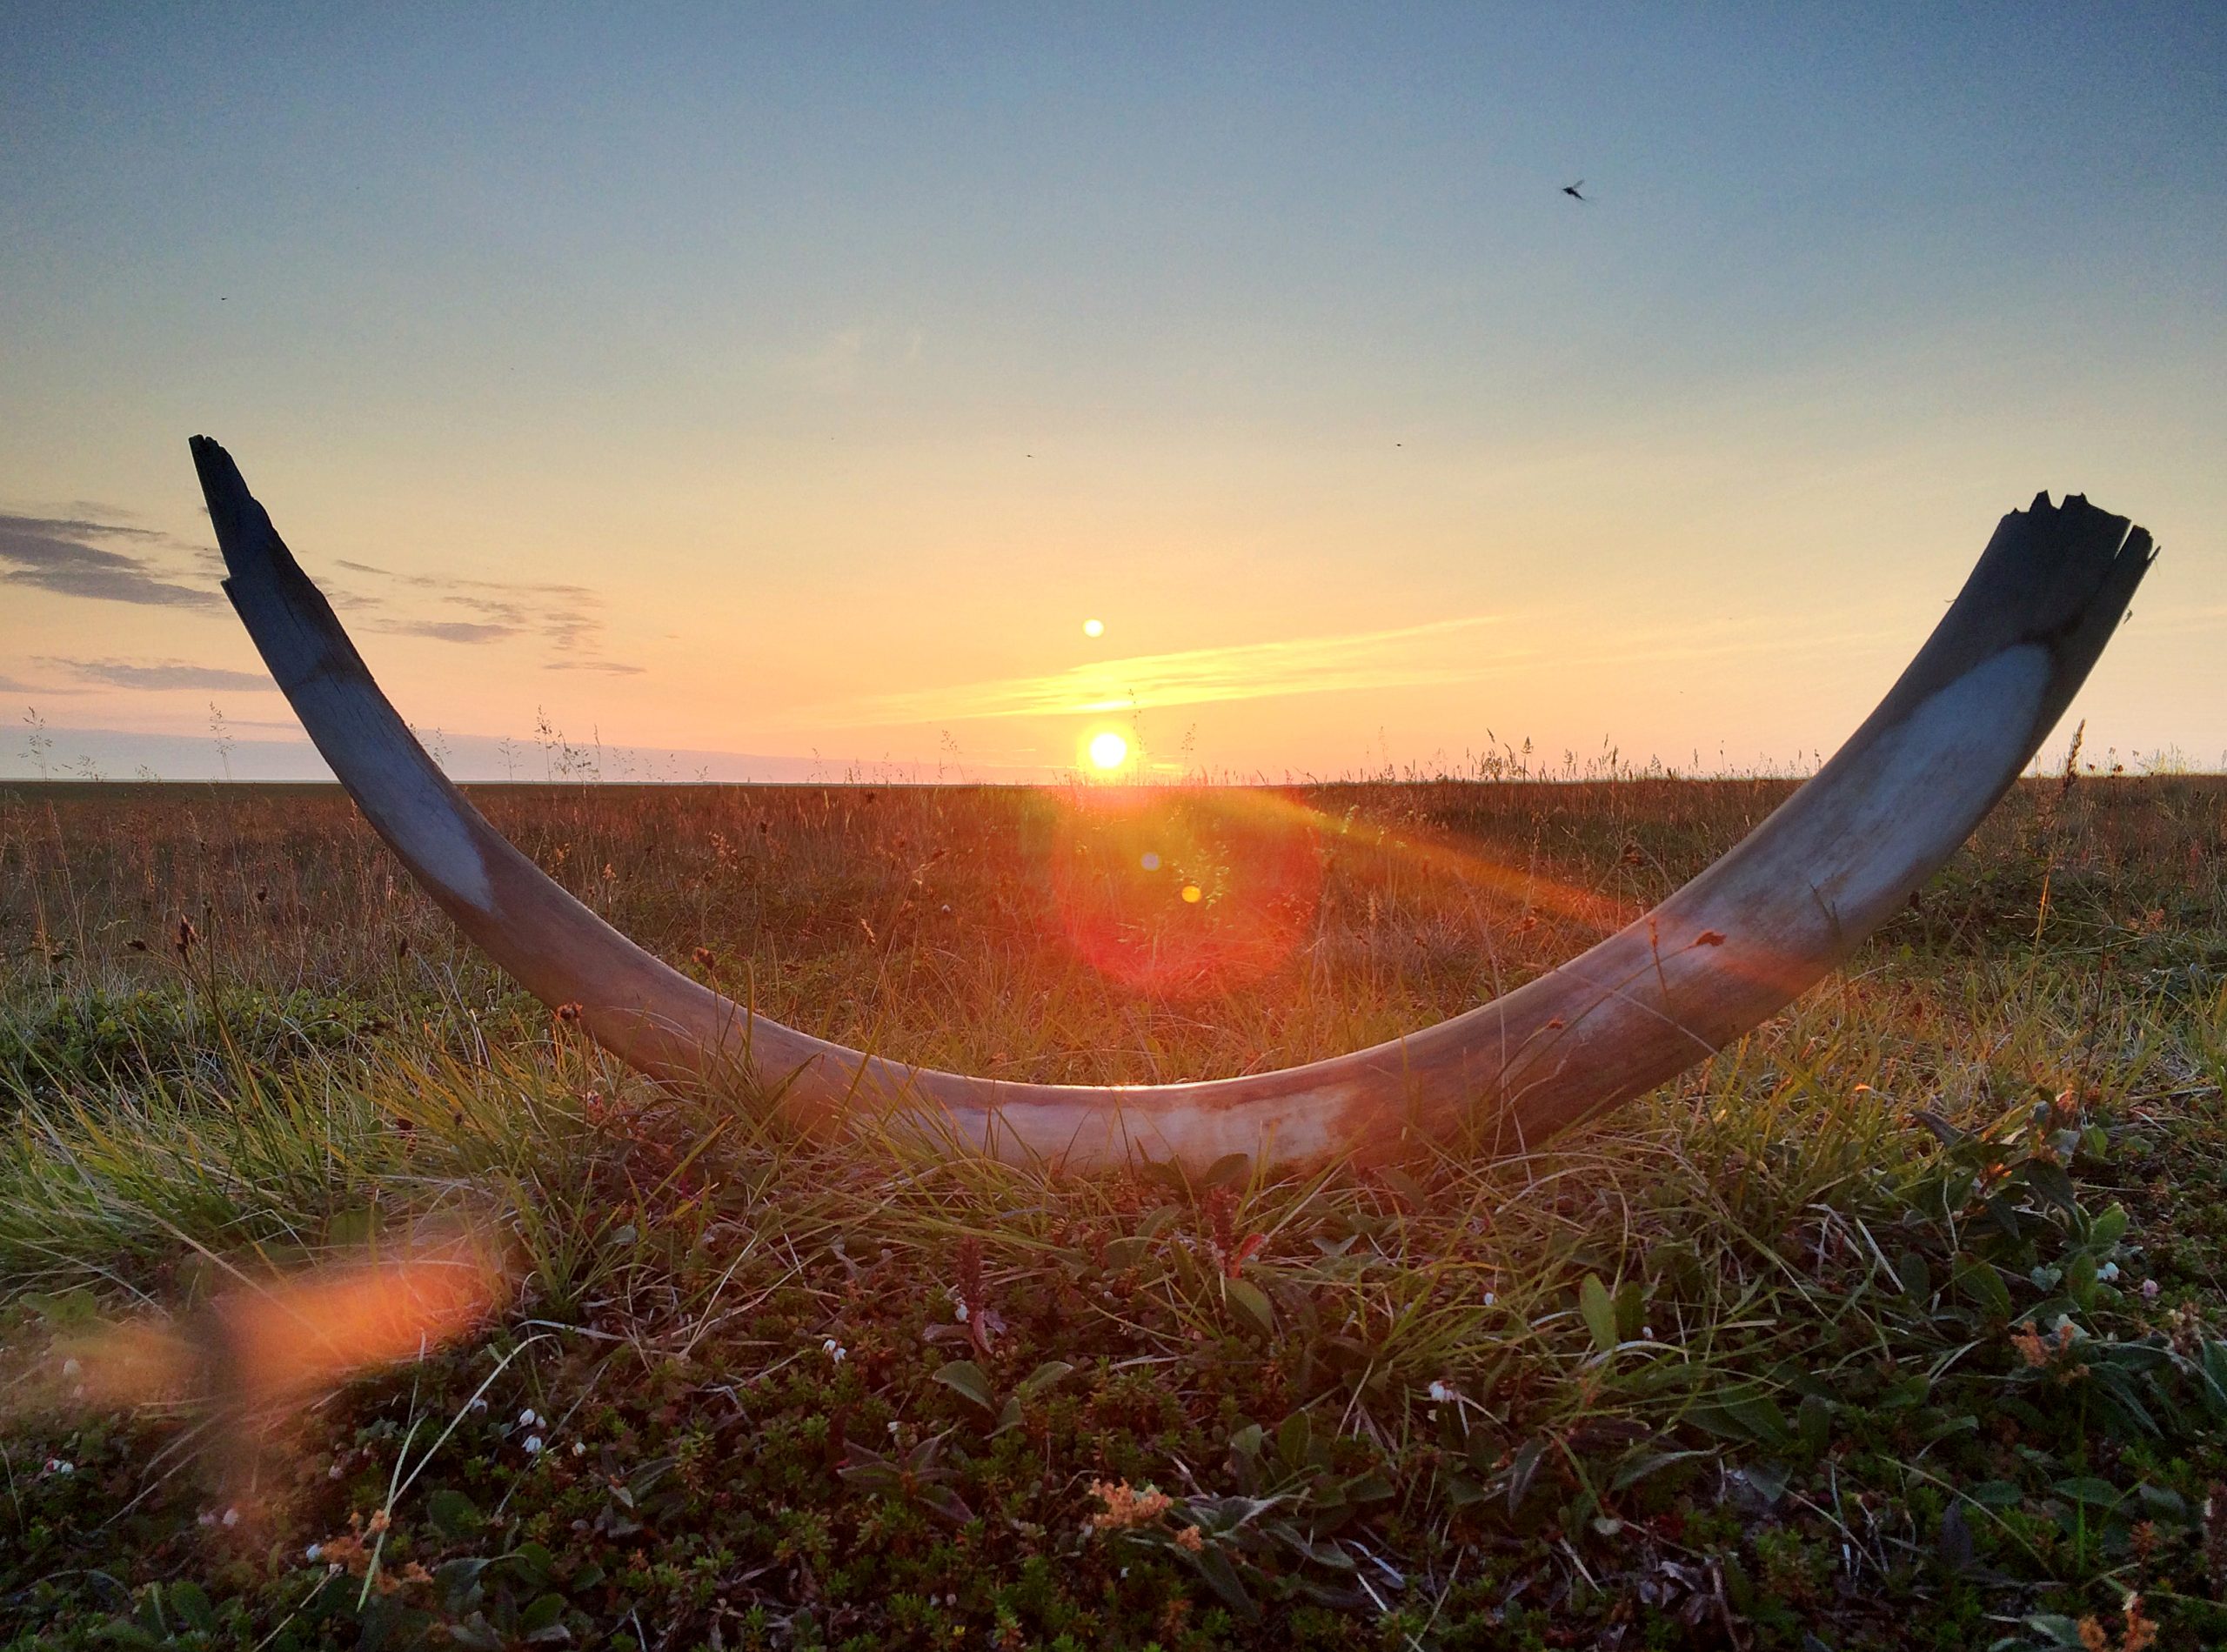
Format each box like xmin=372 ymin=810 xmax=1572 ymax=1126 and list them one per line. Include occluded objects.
xmin=3 ymin=9 xmax=2222 ymax=782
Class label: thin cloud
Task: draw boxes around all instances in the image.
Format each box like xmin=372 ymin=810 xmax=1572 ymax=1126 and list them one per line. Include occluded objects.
xmin=386 ymin=620 xmax=519 ymax=645
xmin=337 ymin=557 xmax=618 ymax=661
xmin=545 ymin=659 xmax=645 ymax=675
xmin=43 ymin=657 xmax=274 ymax=692
xmin=820 ymin=615 xmax=1521 ymax=726
xmin=0 ymin=672 xmax=82 ymax=694
xmin=0 ymin=513 xmax=217 ymax=609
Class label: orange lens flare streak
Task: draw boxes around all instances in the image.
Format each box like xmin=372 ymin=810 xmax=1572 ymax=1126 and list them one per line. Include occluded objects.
xmin=35 ymin=1233 xmax=510 ymax=1418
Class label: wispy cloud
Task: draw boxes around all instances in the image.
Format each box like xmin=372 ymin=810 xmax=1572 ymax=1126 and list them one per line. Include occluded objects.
xmin=545 ymin=659 xmax=645 ymax=675
xmin=0 ymin=672 xmax=82 ymax=694
xmin=387 ymin=619 xmax=518 ymax=645
xmin=817 ymin=615 xmax=1521 ymax=726
xmin=333 ymin=558 xmax=624 ymax=665
xmin=43 ymin=657 xmax=275 ymax=692
xmin=0 ymin=513 xmax=217 ymax=609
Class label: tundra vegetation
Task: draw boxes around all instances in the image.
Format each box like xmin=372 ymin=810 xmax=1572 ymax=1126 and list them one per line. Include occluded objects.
xmin=1 ymin=770 xmax=2224 ymax=1649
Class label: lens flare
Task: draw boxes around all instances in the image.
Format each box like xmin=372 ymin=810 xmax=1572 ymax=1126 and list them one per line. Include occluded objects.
xmin=1087 ymin=731 xmax=1128 ymax=770
xmin=1045 ymin=789 xmax=1323 ymax=998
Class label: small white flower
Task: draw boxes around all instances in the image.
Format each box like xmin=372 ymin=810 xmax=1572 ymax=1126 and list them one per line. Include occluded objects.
xmin=43 ymin=1459 xmax=72 ymax=1477
xmin=517 ymin=1408 xmax=539 ymax=1428
xmin=822 ymin=1337 xmax=847 ymax=1362
xmin=305 ymin=1544 xmax=323 ymax=1562
xmin=2142 ymin=1278 xmax=2161 ymax=1300
xmin=886 ymin=1420 xmax=902 ymax=1435
xmin=222 ymin=1507 xmax=239 ymax=1528
xmin=1642 ymin=1325 xmax=1656 ymax=1341
xmin=572 ymin=1440 xmax=587 ymax=1456
xmin=1427 ymin=1381 xmax=1454 ymax=1404
xmin=953 ymin=1301 xmax=970 ymax=1322
xmin=468 ymin=1397 xmax=488 ymax=1414
xmin=60 ymin=1358 xmax=81 ymax=1378
xmin=328 ymin=1462 xmax=345 ymax=1481
xmin=2099 ymin=1261 xmax=2121 ymax=1282
xmin=1481 ymin=1291 xmax=1496 ymax=1308
xmin=523 ymin=1435 xmax=545 ymax=1455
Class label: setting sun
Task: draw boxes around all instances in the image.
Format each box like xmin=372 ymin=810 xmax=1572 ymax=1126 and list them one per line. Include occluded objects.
xmin=1087 ymin=731 xmax=1128 ymax=770
xmin=1082 ymin=618 xmax=1104 ymax=639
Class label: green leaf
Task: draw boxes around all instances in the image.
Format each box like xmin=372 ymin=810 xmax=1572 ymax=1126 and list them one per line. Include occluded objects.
xmin=1613 ymin=1277 xmax=1645 ymax=1342
xmin=1609 ymin=1448 xmax=1713 ymax=1492
xmin=1954 ymin=1258 xmax=2013 ymax=1321
xmin=326 ymin=1204 xmax=382 ymax=1248
xmin=1796 ymin=1392 xmax=1832 ymax=1456
xmin=168 ymin=1582 xmax=216 ymax=1635
xmin=2050 ymin=1475 xmax=2122 ymax=1506
xmin=434 ymin=1557 xmax=495 ymax=1612
xmin=2024 ymin=1160 xmax=2080 ymax=1218
xmin=1896 ymin=1250 xmax=1931 ymax=1305
xmin=2136 ymin=1482 xmax=2189 ymax=1522
xmin=2024 ymin=1614 xmax=2090 ymax=1648
xmin=518 ymin=1592 xmax=566 ymax=1637
xmin=1188 ymin=1544 xmax=1259 ymax=1621
xmin=1275 ymin=1410 xmax=1312 ymax=1469
xmin=1579 ymin=1274 xmax=1618 ymax=1354
xmin=1015 ymin=1360 xmax=1073 ymax=1401
xmin=1964 ymin=1479 xmax=2023 ymax=1508
xmin=21 ymin=1287 xmax=101 ymax=1329
xmin=1226 ymin=1276 xmax=1275 ymax=1335
xmin=2200 ymin=1341 xmax=2227 ymax=1419
xmin=1338 ymin=1469 xmax=1394 ymax=1503
xmin=2064 ymin=1250 xmax=2098 ymax=1307
xmin=1506 ymin=1437 xmax=1547 ymax=1514
xmin=1200 ymin=1152 xmax=1252 ymax=1190
xmin=992 ymin=1395 xmax=1024 ymax=1436
xmin=932 ymin=1360 xmax=996 ymax=1413
xmin=428 ymin=1487 xmax=483 ymax=1539
xmin=509 ymin=1542 xmax=555 ymax=1591
xmin=2090 ymin=1202 xmax=2128 ymax=1247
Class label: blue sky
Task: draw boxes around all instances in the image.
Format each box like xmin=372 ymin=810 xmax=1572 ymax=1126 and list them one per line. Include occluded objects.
xmin=3 ymin=4 xmax=2222 ymax=779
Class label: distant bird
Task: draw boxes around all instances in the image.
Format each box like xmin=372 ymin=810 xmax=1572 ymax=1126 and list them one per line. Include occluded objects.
xmin=1562 ymin=180 xmax=1588 ymax=202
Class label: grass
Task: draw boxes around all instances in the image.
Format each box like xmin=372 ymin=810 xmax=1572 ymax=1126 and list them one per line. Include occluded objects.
xmin=1 ymin=772 xmax=2224 ymax=1649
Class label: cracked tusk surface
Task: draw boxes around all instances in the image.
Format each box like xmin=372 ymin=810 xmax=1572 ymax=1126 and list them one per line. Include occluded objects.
xmin=192 ymin=434 xmax=2154 ymax=1173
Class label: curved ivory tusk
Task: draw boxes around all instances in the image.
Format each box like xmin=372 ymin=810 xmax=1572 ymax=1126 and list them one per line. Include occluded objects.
xmin=191 ymin=436 xmax=2153 ymax=1172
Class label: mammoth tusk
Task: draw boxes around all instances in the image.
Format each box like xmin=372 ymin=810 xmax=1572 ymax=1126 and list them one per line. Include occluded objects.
xmin=191 ymin=435 xmax=2153 ymax=1173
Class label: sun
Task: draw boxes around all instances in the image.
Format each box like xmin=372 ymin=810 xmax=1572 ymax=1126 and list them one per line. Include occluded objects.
xmin=1087 ymin=731 xmax=1128 ymax=771
xmin=1082 ymin=618 xmax=1104 ymax=638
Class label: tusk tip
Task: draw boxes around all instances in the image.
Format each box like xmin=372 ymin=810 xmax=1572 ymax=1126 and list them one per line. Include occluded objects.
xmin=190 ymin=434 xmax=294 ymax=588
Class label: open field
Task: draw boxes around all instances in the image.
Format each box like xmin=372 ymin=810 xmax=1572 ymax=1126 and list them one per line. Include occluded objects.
xmin=3 ymin=776 xmax=2225 ymax=1650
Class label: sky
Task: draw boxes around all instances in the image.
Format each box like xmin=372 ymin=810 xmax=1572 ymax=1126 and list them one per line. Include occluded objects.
xmin=3 ymin=3 xmax=2223 ymax=782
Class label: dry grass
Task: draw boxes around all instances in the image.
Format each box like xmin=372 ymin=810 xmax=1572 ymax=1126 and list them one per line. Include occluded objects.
xmin=1 ymin=774 xmax=2224 ymax=1649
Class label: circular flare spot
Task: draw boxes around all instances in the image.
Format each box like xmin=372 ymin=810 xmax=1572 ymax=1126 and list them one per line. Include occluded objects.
xmin=1087 ymin=732 xmax=1128 ymax=771
xmin=1082 ymin=618 xmax=1104 ymax=638
xmin=1044 ymin=791 xmax=1322 ymax=998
